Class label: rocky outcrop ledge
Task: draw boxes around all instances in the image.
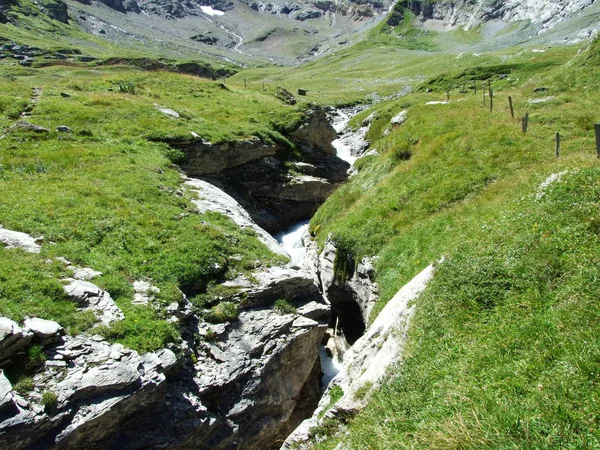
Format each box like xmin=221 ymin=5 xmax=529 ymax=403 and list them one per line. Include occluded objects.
xmin=0 ymin=263 xmax=330 ymax=450
xmin=169 ymin=106 xmax=349 ymax=233
xmin=282 ymin=263 xmax=437 ymax=449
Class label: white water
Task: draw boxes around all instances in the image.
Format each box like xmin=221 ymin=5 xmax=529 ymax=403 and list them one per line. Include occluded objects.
xmin=274 ymin=221 xmax=309 ymax=264
xmin=331 ymin=110 xmax=357 ymax=166
xmin=319 ymin=346 xmax=342 ymax=389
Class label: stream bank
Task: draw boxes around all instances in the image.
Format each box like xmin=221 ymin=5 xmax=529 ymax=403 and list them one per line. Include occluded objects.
xmin=0 ymin=105 xmax=375 ymax=450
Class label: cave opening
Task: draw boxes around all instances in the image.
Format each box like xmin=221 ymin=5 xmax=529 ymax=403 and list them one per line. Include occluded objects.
xmin=326 ymin=284 xmax=366 ymax=345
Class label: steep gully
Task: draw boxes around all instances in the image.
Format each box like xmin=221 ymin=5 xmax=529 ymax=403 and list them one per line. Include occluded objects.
xmin=164 ymin=105 xmax=375 ymax=448
xmin=0 ymin=107 xmax=375 ymax=450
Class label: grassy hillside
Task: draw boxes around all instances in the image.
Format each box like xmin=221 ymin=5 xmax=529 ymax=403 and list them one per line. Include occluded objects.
xmin=308 ymin=36 xmax=600 ymax=449
xmin=0 ymin=62 xmax=300 ymax=352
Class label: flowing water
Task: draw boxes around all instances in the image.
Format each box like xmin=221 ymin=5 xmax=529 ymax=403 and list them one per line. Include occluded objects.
xmin=274 ymin=221 xmax=310 ymax=264
xmin=273 ymin=109 xmax=371 ymax=389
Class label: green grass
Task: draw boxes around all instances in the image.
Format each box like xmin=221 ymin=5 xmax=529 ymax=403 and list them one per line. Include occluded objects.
xmin=310 ymin=35 xmax=600 ymax=450
xmin=0 ymin=62 xmax=294 ymax=352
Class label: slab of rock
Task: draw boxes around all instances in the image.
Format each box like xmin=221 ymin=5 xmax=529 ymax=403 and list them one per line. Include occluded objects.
xmin=9 ymin=121 xmax=49 ymax=133
xmin=59 ymin=362 xmax=141 ymax=403
xmin=177 ymin=137 xmax=278 ymax=176
xmin=0 ymin=371 xmax=13 ymax=412
xmin=0 ymin=317 xmax=33 ymax=364
xmin=0 ymin=334 xmax=177 ymax=450
xmin=63 ymin=279 xmax=124 ymax=324
xmin=23 ymin=318 xmax=63 ymax=340
xmin=0 ymin=226 xmax=42 ymax=253
xmin=283 ymin=263 xmax=437 ymax=449
xmin=153 ymin=103 xmax=180 ymax=118
xmin=71 ymin=267 xmax=102 ymax=281
xmin=390 ymin=109 xmax=408 ymax=126
xmin=185 ymin=177 xmax=288 ymax=258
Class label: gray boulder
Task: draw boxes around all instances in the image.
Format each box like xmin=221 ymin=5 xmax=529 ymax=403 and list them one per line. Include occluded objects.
xmin=23 ymin=318 xmax=63 ymax=340
xmin=63 ymin=279 xmax=124 ymax=324
xmin=0 ymin=225 xmax=42 ymax=253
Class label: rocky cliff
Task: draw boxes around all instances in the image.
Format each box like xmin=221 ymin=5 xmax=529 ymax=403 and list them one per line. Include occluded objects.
xmin=170 ymin=106 xmax=350 ymax=233
xmin=389 ymin=0 xmax=597 ymax=33
xmin=0 ymin=105 xmax=347 ymax=450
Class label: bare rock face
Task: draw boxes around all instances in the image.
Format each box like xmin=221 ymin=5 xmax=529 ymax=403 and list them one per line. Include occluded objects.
xmin=0 ymin=318 xmax=33 ymax=365
xmin=38 ymin=0 xmax=69 ymax=23
xmin=283 ymin=264 xmax=437 ymax=450
xmin=177 ymin=138 xmax=279 ymax=176
xmin=307 ymin=236 xmax=379 ymax=346
xmin=392 ymin=0 xmax=597 ymax=33
xmin=186 ymin=107 xmax=349 ymax=233
xmin=0 ymin=334 xmax=177 ymax=450
xmin=63 ymin=279 xmax=125 ymax=325
xmin=289 ymin=107 xmax=337 ymax=156
xmin=0 ymin=260 xmax=330 ymax=450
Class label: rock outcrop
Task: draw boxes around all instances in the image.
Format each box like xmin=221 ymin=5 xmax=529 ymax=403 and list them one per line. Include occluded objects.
xmin=304 ymin=236 xmax=378 ymax=346
xmin=390 ymin=0 xmax=597 ymax=33
xmin=282 ymin=263 xmax=437 ymax=450
xmin=0 ymin=225 xmax=42 ymax=253
xmin=0 ymin=260 xmax=330 ymax=450
xmin=175 ymin=106 xmax=349 ymax=233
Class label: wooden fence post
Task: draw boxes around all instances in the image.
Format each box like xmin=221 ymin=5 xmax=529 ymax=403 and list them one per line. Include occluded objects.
xmin=474 ymin=81 xmax=477 ymax=95
xmin=244 ymin=78 xmax=247 ymax=88
xmin=595 ymin=124 xmax=600 ymax=158
xmin=508 ymin=96 xmax=515 ymax=119
xmin=555 ymin=132 xmax=560 ymax=158
xmin=490 ymin=89 xmax=493 ymax=112
xmin=447 ymin=90 xmax=450 ymax=101
xmin=522 ymin=113 xmax=529 ymax=133
xmin=483 ymin=84 xmax=486 ymax=106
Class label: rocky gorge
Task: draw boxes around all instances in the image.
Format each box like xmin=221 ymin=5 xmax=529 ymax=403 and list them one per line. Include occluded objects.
xmin=0 ymin=105 xmax=402 ymax=449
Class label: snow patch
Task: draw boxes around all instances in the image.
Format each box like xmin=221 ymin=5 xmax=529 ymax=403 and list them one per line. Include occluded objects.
xmin=201 ymin=6 xmax=225 ymax=16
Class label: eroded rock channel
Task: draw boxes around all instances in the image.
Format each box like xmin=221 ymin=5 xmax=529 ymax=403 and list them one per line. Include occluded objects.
xmin=0 ymin=106 xmax=375 ymax=450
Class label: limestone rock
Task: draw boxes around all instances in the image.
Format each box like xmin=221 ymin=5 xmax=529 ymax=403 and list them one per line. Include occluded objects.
xmin=63 ymin=279 xmax=124 ymax=324
xmin=0 ymin=317 xmax=33 ymax=364
xmin=0 ymin=335 xmax=176 ymax=450
xmin=390 ymin=109 xmax=408 ymax=126
xmin=289 ymin=106 xmax=337 ymax=155
xmin=297 ymin=301 xmax=330 ymax=320
xmin=154 ymin=103 xmax=180 ymax=118
xmin=71 ymin=267 xmax=102 ymax=281
xmin=9 ymin=121 xmax=49 ymax=133
xmin=0 ymin=371 xmax=14 ymax=412
xmin=23 ymin=318 xmax=63 ymax=340
xmin=177 ymin=137 xmax=278 ymax=175
xmin=115 ymin=305 xmax=328 ymax=450
xmin=283 ymin=264 xmax=437 ymax=449
xmin=0 ymin=225 xmax=42 ymax=253
xmin=185 ymin=177 xmax=288 ymax=258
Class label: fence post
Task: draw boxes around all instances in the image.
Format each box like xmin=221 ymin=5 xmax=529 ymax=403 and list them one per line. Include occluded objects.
xmin=555 ymin=132 xmax=560 ymax=158
xmin=508 ymin=96 xmax=515 ymax=119
xmin=447 ymin=90 xmax=450 ymax=101
xmin=244 ymin=78 xmax=247 ymax=88
xmin=595 ymin=124 xmax=600 ymax=158
xmin=483 ymin=84 xmax=486 ymax=106
xmin=522 ymin=113 xmax=529 ymax=133
xmin=490 ymin=89 xmax=493 ymax=112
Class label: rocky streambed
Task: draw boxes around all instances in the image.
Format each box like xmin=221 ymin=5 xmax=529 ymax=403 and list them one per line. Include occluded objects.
xmin=0 ymin=105 xmax=421 ymax=450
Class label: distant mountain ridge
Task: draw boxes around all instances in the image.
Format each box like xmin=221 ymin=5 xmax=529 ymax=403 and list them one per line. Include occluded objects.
xmin=1 ymin=0 xmax=598 ymax=63
xmin=389 ymin=0 xmax=597 ymax=32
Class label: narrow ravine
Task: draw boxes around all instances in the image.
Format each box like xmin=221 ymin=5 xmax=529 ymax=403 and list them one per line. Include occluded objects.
xmin=273 ymin=107 xmax=373 ymax=397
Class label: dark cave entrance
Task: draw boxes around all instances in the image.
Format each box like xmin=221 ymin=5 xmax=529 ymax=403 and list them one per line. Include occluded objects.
xmin=326 ymin=285 xmax=366 ymax=345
